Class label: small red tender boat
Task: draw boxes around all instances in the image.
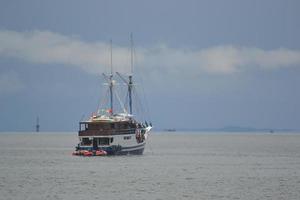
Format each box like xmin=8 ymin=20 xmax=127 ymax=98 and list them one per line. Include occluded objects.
xmin=72 ymin=149 xmax=107 ymax=157
xmin=83 ymin=151 xmax=93 ymax=156
xmin=95 ymin=150 xmax=107 ymax=156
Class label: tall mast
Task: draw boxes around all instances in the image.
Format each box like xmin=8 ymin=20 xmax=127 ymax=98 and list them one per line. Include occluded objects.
xmin=115 ymin=35 xmax=135 ymax=115
xmin=109 ymin=39 xmax=113 ymax=114
xmin=110 ymin=39 xmax=113 ymax=75
xmin=130 ymin=33 xmax=134 ymax=74
xmin=129 ymin=34 xmax=134 ymax=114
xmin=128 ymin=75 xmax=133 ymax=115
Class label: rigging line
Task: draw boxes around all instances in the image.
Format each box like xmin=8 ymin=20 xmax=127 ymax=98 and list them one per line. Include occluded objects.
xmin=129 ymin=34 xmax=147 ymax=120
xmin=97 ymin=87 xmax=110 ymax=114
xmin=133 ymin=87 xmax=146 ymax=121
xmin=96 ymin=82 xmax=107 ymax=111
xmin=132 ymin=43 xmax=152 ymax=122
xmin=89 ymin=79 xmax=104 ymax=115
xmin=124 ymin=90 xmax=129 ymax=112
xmin=132 ymin=75 xmax=145 ymax=119
xmin=79 ymin=114 xmax=85 ymax=122
xmin=114 ymin=88 xmax=127 ymax=114
xmin=132 ymin=83 xmax=148 ymax=121
xmin=131 ymin=89 xmax=140 ymax=118
xmin=137 ymin=77 xmax=151 ymax=121
xmin=100 ymin=82 xmax=109 ymax=111
xmin=110 ymin=39 xmax=113 ymax=75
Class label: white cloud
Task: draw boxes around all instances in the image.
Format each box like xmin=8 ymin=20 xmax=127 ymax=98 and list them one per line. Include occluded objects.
xmin=1 ymin=30 xmax=300 ymax=76
xmin=0 ymin=71 xmax=24 ymax=94
xmin=0 ymin=30 xmax=134 ymax=74
xmin=143 ymin=45 xmax=300 ymax=75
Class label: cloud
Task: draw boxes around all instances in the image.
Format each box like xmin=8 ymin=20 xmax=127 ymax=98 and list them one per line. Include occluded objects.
xmin=0 ymin=71 xmax=24 ymax=94
xmin=0 ymin=30 xmax=131 ymax=74
xmin=1 ymin=30 xmax=300 ymax=76
xmin=144 ymin=45 xmax=300 ymax=75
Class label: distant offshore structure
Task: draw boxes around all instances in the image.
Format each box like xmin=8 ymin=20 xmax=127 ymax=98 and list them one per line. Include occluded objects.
xmin=36 ymin=117 xmax=40 ymax=132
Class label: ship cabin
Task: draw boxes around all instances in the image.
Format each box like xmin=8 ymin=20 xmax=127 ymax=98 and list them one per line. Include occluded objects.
xmin=78 ymin=119 xmax=140 ymax=149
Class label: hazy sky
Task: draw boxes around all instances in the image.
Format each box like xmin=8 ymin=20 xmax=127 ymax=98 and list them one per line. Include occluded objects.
xmin=0 ymin=0 xmax=300 ymax=131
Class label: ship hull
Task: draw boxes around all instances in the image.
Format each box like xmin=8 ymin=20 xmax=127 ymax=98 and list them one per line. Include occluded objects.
xmin=113 ymin=143 xmax=145 ymax=155
xmin=76 ymin=143 xmax=145 ymax=155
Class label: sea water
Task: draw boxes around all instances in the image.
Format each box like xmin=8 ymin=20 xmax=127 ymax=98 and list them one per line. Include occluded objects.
xmin=0 ymin=132 xmax=300 ymax=200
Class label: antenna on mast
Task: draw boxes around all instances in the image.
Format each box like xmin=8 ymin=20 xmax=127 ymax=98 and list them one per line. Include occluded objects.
xmin=130 ymin=33 xmax=134 ymax=74
xmin=110 ymin=39 xmax=113 ymax=75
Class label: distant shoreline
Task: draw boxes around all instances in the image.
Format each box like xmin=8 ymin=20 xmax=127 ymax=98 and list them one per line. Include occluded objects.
xmin=158 ymin=126 xmax=297 ymax=133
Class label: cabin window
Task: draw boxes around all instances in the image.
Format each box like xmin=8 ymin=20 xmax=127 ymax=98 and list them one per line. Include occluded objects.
xmin=89 ymin=124 xmax=99 ymax=130
xmin=124 ymin=136 xmax=131 ymax=140
xmin=82 ymin=138 xmax=92 ymax=145
xmin=97 ymin=138 xmax=110 ymax=145
xmin=110 ymin=123 xmax=115 ymax=129
xmin=88 ymin=124 xmax=93 ymax=129
xmin=121 ymin=124 xmax=129 ymax=129
xmin=102 ymin=123 xmax=110 ymax=130
xmin=80 ymin=123 xmax=87 ymax=131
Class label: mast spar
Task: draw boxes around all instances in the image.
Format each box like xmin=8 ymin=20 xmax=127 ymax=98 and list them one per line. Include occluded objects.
xmin=129 ymin=33 xmax=134 ymax=115
xmin=109 ymin=39 xmax=113 ymax=114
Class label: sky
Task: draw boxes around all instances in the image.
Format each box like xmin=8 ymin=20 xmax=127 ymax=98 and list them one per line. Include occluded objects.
xmin=0 ymin=0 xmax=300 ymax=131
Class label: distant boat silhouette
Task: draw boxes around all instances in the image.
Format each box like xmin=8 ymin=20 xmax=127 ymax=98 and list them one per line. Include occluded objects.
xmin=164 ymin=129 xmax=176 ymax=132
xmin=36 ymin=117 xmax=40 ymax=132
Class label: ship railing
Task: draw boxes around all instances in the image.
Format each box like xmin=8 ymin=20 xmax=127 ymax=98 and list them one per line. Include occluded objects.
xmin=79 ymin=128 xmax=137 ymax=136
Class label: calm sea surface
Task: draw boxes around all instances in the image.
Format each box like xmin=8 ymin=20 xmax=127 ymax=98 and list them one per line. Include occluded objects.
xmin=0 ymin=132 xmax=300 ymax=200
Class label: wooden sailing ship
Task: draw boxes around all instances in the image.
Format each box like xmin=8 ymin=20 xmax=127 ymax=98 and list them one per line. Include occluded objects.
xmin=73 ymin=37 xmax=152 ymax=156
